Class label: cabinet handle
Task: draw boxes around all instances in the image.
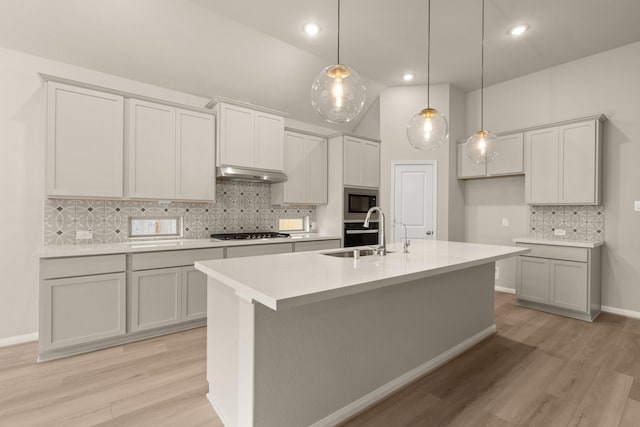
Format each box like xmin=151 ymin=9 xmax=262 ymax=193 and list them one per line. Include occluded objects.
xmin=426 ymin=231 xmax=432 ymax=235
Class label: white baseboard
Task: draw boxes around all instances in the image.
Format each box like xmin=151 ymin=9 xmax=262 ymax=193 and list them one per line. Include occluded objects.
xmin=207 ymin=392 xmax=231 ymax=427
xmin=310 ymin=324 xmax=497 ymax=427
xmin=495 ymin=286 xmax=515 ymax=294
xmin=0 ymin=332 xmax=38 ymax=348
xmin=602 ymin=305 xmax=640 ymax=320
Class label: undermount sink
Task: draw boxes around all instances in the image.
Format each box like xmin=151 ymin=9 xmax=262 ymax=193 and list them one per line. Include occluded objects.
xmin=322 ymin=249 xmax=393 ymax=258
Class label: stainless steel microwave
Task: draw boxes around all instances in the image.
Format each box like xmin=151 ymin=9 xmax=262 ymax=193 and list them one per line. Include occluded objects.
xmin=344 ymin=187 xmax=378 ymax=220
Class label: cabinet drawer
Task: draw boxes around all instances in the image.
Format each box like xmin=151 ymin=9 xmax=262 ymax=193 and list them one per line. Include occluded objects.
xmin=40 ymin=254 xmax=126 ymax=279
xmin=516 ymin=243 xmax=587 ymax=262
xmin=131 ymin=248 xmax=224 ymax=270
xmin=226 ymin=243 xmax=293 ymax=258
xmin=294 ymin=239 xmax=341 ymax=252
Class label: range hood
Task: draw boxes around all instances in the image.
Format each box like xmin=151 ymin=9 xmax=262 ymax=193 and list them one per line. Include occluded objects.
xmin=216 ymin=166 xmax=287 ymax=183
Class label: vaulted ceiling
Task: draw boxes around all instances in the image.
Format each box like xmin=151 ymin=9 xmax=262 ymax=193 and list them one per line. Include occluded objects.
xmin=1 ymin=0 xmax=639 ymax=130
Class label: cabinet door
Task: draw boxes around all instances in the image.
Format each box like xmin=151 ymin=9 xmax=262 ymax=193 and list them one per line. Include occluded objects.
xmin=218 ymin=104 xmax=254 ymax=168
xmin=306 ymin=136 xmax=328 ymax=204
xmin=46 ymin=82 xmax=124 ymax=198
xmin=175 ymin=109 xmax=215 ymax=201
xmin=130 ymin=268 xmax=181 ymax=332
xmin=488 ymin=133 xmax=524 ymax=176
xmin=559 ymin=120 xmax=597 ymax=204
xmin=282 ymin=132 xmax=307 ymax=203
xmin=40 ymin=273 xmax=126 ymax=351
xmin=343 ymin=137 xmax=362 ymax=187
xmin=517 ymin=256 xmax=549 ymax=304
xmin=127 ymin=99 xmax=176 ymax=199
xmin=362 ymin=141 xmax=380 ymax=188
xmin=457 ymin=143 xmax=486 ymax=178
xmin=255 ymin=112 xmax=285 ymax=171
xmin=550 ymin=260 xmax=588 ymax=313
xmin=181 ymin=267 xmax=207 ymax=321
xmin=525 ymin=127 xmax=559 ymax=204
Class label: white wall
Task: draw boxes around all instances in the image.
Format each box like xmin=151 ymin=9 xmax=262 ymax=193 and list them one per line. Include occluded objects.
xmin=465 ymin=41 xmax=640 ymax=312
xmin=379 ymin=84 xmax=465 ymax=241
xmin=0 ymin=46 xmax=209 ymax=341
xmin=354 ymin=97 xmax=381 ymax=140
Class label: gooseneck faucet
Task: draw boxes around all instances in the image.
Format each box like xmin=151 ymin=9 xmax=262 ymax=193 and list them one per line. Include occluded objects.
xmin=364 ymin=206 xmax=386 ymax=255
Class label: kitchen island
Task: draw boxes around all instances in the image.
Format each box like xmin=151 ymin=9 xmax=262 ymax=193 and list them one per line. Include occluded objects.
xmin=195 ymin=240 xmax=528 ymax=427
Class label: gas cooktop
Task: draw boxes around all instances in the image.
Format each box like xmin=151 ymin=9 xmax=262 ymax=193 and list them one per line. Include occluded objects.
xmin=210 ymin=232 xmax=291 ymax=241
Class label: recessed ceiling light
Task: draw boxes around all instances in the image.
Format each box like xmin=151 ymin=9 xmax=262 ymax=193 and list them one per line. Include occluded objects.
xmin=508 ymin=24 xmax=529 ymax=36
xmin=402 ymin=73 xmax=415 ymax=82
xmin=303 ymin=23 xmax=320 ymax=36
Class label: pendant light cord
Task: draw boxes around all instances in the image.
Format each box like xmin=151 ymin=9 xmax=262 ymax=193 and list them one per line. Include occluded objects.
xmin=337 ymin=0 xmax=341 ymax=64
xmin=427 ymin=0 xmax=431 ymax=108
xmin=480 ymin=0 xmax=485 ymax=131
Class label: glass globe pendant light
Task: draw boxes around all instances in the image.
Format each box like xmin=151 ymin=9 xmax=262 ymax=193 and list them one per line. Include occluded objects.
xmin=311 ymin=0 xmax=366 ymax=123
xmin=465 ymin=0 xmax=499 ymax=164
xmin=407 ymin=0 xmax=448 ymax=150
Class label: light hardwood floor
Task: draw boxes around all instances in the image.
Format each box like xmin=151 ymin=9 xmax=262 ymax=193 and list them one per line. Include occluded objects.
xmin=1 ymin=292 xmax=639 ymax=426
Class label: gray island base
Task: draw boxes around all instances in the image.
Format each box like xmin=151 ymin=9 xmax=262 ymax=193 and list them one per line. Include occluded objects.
xmin=195 ymin=240 xmax=528 ymax=426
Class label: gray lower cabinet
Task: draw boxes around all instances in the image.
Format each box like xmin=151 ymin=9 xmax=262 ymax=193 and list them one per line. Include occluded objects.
xmin=39 ymin=254 xmax=127 ymax=354
xmin=130 ymin=268 xmax=182 ymax=332
xmin=129 ymin=248 xmax=224 ymax=331
xmin=182 ymin=266 xmax=207 ymax=321
xmin=516 ymin=242 xmax=600 ymax=321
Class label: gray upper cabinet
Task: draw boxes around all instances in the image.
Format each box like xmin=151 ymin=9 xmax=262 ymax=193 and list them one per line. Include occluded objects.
xmin=525 ymin=116 xmax=604 ymax=205
xmin=457 ymin=132 xmax=523 ymax=179
xmin=457 ymin=142 xmax=486 ymax=179
xmin=46 ymin=82 xmax=124 ymax=198
xmin=343 ymin=136 xmax=380 ymax=189
xmin=487 ymin=133 xmax=524 ymax=176
xmin=127 ymin=99 xmax=215 ymax=201
xmin=271 ymin=130 xmax=328 ymax=205
xmin=127 ymin=99 xmax=176 ymax=199
xmin=214 ymin=101 xmax=285 ymax=172
xmin=175 ymin=108 xmax=216 ymax=201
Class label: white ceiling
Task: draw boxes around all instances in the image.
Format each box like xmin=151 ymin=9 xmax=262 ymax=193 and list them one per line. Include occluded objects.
xmin=1 ymin=0 xmax=639 ymax=130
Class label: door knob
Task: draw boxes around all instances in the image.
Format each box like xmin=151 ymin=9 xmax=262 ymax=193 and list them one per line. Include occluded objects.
xmin=426 ymin=231 xmax=432 ymax=235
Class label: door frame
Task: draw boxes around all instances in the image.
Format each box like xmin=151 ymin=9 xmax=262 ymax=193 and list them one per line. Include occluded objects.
xmin=390 ymin=160 xmax=438 ymax=242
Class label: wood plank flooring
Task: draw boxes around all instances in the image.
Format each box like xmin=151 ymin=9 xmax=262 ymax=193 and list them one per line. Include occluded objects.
xmin=342 ymin=292 xmax=640 ymax=427
xmin=0 ymin=292 xmax=639 ymax=426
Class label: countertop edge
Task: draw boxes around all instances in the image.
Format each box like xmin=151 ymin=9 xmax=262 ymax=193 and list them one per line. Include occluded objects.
xmin=513 ymin=237 xmax=604 ymax=248
xmin=195 ymin=245 xmax=530 ymax=311
xmin=36 ymin=234 xmax=343 ymax=258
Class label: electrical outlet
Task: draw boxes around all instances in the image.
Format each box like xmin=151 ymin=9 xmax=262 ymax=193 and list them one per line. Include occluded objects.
xmin=502 ymin=218 xmax=509 ymax=227
xmin=76 ymin=230 xmax=93 ymax=240
xmin=635 ymin=201 xmax=640 ymax=212
xmin=495 ymin=266 xmax=500 ymax=280
xmin=554 ymin=229 xmax=566 ymax=236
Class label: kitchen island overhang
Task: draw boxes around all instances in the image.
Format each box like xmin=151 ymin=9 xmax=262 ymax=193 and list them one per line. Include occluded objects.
xmin=196 ymin=240 xmax=529 ymax=427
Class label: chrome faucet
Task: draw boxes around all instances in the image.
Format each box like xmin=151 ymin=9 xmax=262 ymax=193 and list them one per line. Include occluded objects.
xmin=395 ymin=219 xmax=410 ymax=253
xmin=364 ymin=206 xmax=386 ymax=255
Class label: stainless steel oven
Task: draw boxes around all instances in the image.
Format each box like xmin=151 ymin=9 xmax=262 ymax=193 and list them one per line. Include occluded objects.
xmin=344 ymin=187 xmax=378 ymax=221
xmin=343 ymin=221 xmax=379 ymax=247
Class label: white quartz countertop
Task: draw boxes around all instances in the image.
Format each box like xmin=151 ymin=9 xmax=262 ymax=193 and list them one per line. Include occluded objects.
xmin=513 ymin=237 xmax=604 ymax=248
xmin=195 ymin=240 xmax=529 ymax=311
xmin=36 ymin=233 xmax=342 ymax=258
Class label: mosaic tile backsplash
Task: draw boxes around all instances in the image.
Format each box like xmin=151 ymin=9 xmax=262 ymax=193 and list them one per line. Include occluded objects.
xmin=529 ymin=205 xmax=604 ymax=242
xmin=44 ymin=181 xmax=316 ymax=245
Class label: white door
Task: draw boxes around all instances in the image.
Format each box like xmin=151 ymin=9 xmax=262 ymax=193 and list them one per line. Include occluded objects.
xmin=392 ymin=162 xmax=437 ymax=242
